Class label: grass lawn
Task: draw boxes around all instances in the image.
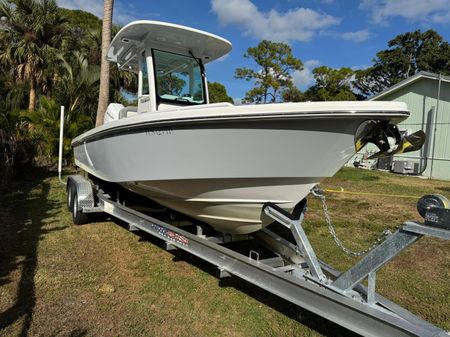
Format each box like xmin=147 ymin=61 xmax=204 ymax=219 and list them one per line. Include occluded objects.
xmin=0 ymin=167 xmax=449 ymax=337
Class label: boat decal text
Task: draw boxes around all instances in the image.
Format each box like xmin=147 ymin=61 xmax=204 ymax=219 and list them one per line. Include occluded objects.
xmin=145 ymin=128 xmax=173 ymax=136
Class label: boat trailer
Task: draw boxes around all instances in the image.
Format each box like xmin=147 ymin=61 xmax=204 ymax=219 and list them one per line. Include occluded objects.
xmin=66 ymin=174 xmax=450 ymax=337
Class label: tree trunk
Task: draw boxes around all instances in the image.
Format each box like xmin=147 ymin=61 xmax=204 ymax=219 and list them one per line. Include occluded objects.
xmin=28 ymin=78 xmax=36 ymax=111
xmin=96 ymin=0 xmax=114 ymax=127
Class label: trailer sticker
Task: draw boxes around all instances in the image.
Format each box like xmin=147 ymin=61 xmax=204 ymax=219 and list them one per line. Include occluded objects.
xmin=151 ymin=223 xmax=189 ymax=246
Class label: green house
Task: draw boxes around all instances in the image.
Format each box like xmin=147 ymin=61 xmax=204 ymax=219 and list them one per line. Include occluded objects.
xmin=367 ymin=71 xmax=450 ymax=180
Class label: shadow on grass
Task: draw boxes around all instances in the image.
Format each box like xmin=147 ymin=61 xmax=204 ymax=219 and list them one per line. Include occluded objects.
xmin=436 ymin=186 xmax=450 ymax=194
xmin=218 ymin=276 xmax=360 ymax=337
xmin=49 ymin=328 xmax=88 ymax=337
xmin=124 ymin=224 xmax=359 ymax=337
xmin=0 ymin=168 xmax=69 ymax=336
xmin=175 ymin=249 xmax=359 ymax=337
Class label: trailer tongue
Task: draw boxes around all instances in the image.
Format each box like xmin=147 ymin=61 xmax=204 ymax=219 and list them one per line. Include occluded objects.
xmin=67 ymin=175 xmax=450 ymax=337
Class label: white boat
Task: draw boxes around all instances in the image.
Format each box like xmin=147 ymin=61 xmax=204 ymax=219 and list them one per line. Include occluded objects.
xmin=72 ymin=21 xmax=424 ymax=234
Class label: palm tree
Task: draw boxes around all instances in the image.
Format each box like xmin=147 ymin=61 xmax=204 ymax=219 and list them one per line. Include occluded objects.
xmin=89 ymin=27 xmax=138 ymax=104
xmin=21 ymin=96 xmax=93 ymax=164
xmin=95 ymin=0 xmax=114 ymax=127
xmin=0 ymin=0 xmax=68 ymax=111
xmin=57 ymin=51 xmax=100 ymax=114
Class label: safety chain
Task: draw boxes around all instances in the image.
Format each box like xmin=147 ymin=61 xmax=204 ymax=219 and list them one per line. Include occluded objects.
xmin=311 ymin=185 xmax=392 ymax=257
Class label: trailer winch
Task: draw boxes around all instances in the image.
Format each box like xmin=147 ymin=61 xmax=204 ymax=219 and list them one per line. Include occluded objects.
xmin=417 ymin=194 xmax=450 ymax=230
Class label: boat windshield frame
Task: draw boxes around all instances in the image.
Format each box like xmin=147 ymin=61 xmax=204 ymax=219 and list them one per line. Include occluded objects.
xmin=151 ymin=48 xmax=207 ymax=106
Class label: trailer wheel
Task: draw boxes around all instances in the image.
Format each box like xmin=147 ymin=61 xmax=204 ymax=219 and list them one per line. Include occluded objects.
xmin=67 ymin=180 xmax=74 ymax=211
xmin=71 ymin=188 xmax=89 ymax=225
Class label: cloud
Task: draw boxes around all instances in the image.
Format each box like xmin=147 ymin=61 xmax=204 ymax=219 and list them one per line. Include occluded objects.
xmin=431 ymin=10 xmax=450 ymax=23
xmin=341 ymin=29 xmax=370 ymax=42
xmin=216 ymin=54 xmax=230 ymax=62
xmin=360 ymin=0 xmax=450 ymax=24
xmin=114 ymin=10 xmax=139 ymax=25
xmin=292 ymin=59 xmax=320 ymax=89
xmin=211 ymin=0 xmax=340 ymax=42
xmin=351 ymin=64 xmax=370 ymax=71
xmin=56 ymin=0 xmax=142 ymax=25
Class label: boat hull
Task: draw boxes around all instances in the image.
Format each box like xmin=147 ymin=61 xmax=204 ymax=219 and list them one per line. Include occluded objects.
xmin=121 ymin=178 xmax=317 ymax=234
xmin=73 ymin=104 xmax=408 ymax=234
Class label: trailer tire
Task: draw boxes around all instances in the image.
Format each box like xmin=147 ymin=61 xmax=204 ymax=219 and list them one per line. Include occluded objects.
xmin=67 ymin=180 xmax=74 ymax=211
xmin=71 ymin=188 xmax=89 ymax=225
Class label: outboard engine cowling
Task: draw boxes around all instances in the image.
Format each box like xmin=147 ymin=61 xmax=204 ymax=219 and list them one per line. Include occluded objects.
xmin=104 ymin=103 xmax=125 ymax=123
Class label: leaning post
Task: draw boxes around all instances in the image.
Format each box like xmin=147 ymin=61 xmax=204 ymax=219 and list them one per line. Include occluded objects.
xmin=58 ymin=106 xmax=65 ymax=185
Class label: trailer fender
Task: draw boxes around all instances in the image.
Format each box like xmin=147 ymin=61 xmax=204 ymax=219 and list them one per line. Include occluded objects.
xmin=67 ymin=175 xmax=95 ymax=210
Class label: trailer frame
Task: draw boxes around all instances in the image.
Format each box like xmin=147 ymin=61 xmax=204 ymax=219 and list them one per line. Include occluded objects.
xmin=66 ymin=174 xmax=449 ymax=337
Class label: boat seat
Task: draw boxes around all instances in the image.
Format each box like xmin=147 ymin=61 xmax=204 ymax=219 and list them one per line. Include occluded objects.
xmin=119 ymin=106 xmax=138 ymax=119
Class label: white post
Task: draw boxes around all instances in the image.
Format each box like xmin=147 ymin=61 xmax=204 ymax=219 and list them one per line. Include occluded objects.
xmin=58 ymin=106 xmax=65 ymax=184
xmin=429 ymin=74 xmax=442 ymax=179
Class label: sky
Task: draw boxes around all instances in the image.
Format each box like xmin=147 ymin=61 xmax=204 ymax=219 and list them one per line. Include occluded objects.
xmin=57 ymin=0 xmax=450 ymax=102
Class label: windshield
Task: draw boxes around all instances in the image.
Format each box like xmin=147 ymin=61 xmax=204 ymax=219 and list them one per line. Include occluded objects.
xmin=140 ymin=51 xmax=149 ymax=95
xmin=153 ymin=49 xmax=205 ymax=105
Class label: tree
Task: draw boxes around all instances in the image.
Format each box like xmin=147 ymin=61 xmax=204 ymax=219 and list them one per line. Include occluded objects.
xmin=83 ymin=25 xmax=137 ymax=105
xmin=157 ymin=74 xmax=185 ymax=97
xmin=96 ymin=0 xmax=114 ymax=127
xmin=355 ymin=30 xmax=450 ymax=97
xmin=59 ymin=8 xmax=102 ymax=66
xmin=282 ymin=85 xmax=304 ymax=102
xmin=235 ymin=40 xmax=303 ymax=103
xmin=0 ymin=68 xmax=18 ymax=186
xmin=0 ymin=0 xmax=69 ymax=111
xmin=59 ymin=8 xmax=102 ymax=34
xmin=303 ymin=66 xmax=358 ymax=101
xmin=208 ymin=82 xmax=233 ymax=103
xmin=0 ymin=5 xmax=137 ymax=180
xmin=21 ymin=96 xmax=93 ymax=164
xmin=56 ymin=51 xmax=100 ymax=114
